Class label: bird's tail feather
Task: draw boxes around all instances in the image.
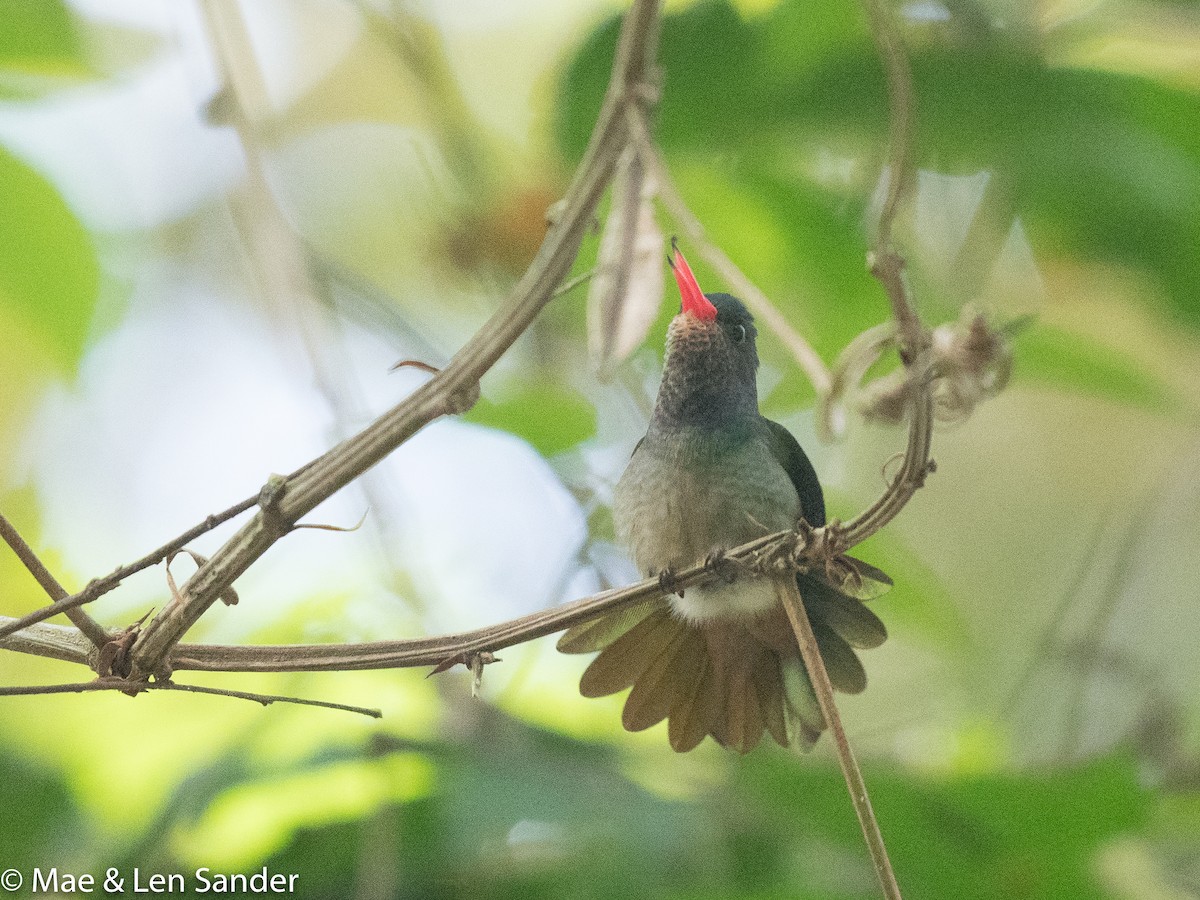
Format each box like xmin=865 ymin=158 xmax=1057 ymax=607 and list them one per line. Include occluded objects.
xmin=558 ymin=567 xmax=887 ymax=753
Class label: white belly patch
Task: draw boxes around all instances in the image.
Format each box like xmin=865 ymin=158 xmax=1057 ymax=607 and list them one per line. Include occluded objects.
xmin=670 ymin=576 xmax=779 ymax=623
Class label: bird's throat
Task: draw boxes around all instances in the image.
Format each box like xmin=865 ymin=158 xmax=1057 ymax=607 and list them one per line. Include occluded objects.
xmin=652 ymin=359 xmax=757 ymax=431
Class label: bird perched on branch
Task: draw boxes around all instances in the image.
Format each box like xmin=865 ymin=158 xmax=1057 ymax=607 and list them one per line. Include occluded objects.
xmin=559 ymin=245 xmax=890 ymax=753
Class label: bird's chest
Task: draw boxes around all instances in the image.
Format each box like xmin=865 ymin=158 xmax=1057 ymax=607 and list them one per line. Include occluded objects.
xmin=612 ymin=431 xmax=800 ymax=583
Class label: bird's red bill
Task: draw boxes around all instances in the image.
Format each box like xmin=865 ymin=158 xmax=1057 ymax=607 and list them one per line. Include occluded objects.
xmin=671 ymin=246 xmax=718 ymax=322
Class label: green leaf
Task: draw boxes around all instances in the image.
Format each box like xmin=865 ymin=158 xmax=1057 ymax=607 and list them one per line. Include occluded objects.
xmin=554 ymin=1 xmax=875 ymax=160
xmin=0 ymin=145 xmax=99 ymax=369
xmin=904 ymin=55 xmax=1200 ymax=328
xmin=0 ymin=0 xmax=90 ymax=96
xmin=465 ymin=382 xmax=597 ymax=457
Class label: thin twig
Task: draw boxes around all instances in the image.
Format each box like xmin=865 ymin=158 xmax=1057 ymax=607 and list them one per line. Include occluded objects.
xmin=90 ymin=496 xmax=263 ymax=595
xmin=818 ymin=321 xmax=896 ymax=440
xmin=0 ymin=513 xmax=109 ymax=648
xmin=0 ymin=677 xmax=380 ymax=717
xmin=999 ymin=508 xmax=1114 ymax=722
xmin=626 ymin=111 xmax=833 ymax=396
xmin=0 ymin=597 xmax=104 ymax=644
xmin=0 ymin=680 xmax=147 ymax=697
xmin=0 ymin=495 xmax=262 ymax=644
xmin=1058 ymin=486 xmax=1160 ymax=759
xmin=776 ymin=578 xmax=902 ymax=899
xmin=553 ymin=269 xmax=594 ymax=298
xmin=839 ymin=377 xmax=934 ymax=550
xmin=155 ymin=681 xmax=382 ymax=717
xmin=836 ymin=0 xmax=932 ymax=552
xmin=862 ymin=0 xmax=922 ymax=357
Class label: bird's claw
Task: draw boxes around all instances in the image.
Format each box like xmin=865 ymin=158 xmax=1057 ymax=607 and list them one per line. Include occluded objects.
xmin=704 ymin=549 xmax=742 ymax=584
xmin=656 ymin=567 xmax=684 ymax=597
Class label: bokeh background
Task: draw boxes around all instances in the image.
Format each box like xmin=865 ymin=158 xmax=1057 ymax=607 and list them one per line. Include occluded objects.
xmin=2 ymin=0 xmax=1199 ymax=897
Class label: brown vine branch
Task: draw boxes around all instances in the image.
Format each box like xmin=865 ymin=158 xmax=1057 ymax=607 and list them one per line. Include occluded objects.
xmin=0 ymin=494 xmax=264 ymax=646
xmin=0 ymin=0 xmax=933 ymax=698
xmin=0 ymin=677 xmax=380 ymax=717
xmin=2 ymin=544 xmax=746 ymax=672
xmin=839 ymin=0 xmax=932 ymax=551
xmin=777 ymin=577 xmax=902 ymax=900
xmin=862 ymin=0 xmax=923 ymax=359
xmin=123 ymin=0 xmax=664 ymax=679
xmin=5 ymin=520 xmax=878 ymax=676
xmin=0 ymin=513 xmax=109 ymax=648
xmin=154 ymin=681 xmax=382 ymax=717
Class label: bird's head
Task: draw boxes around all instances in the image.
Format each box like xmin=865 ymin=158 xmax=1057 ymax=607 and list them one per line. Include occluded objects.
xmin=655 ymin=245 xmax=760 ymax=428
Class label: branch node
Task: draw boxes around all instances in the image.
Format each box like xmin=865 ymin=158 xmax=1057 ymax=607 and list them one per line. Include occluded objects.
xmin=469 ymin=651 xmax=498 ymax=697
xmin=703 ymin=549 xmax=745 ymax=584
xmin=391 ymin=359 xmax=480 ymax=415
xmin=628 ymin=72 xmax=662 ymax=108
xmin=256 ymin=474 xmax=294 ymax=535
xmin=545 ymin=198 xmax=567 ymax=228
xmin=96 ymin=674 xmax=147 ymax=697
xmin=427 ymin=650 xmax=500 ymax=697
xmin=914 ymin=458 xmax=937 ymax=488
xmin=445 ymin=381 xmax=481 ymax=416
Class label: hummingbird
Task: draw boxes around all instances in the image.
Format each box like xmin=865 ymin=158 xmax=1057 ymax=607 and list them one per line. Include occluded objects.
xmin=558 ymin=246 xmax=889 ymax=753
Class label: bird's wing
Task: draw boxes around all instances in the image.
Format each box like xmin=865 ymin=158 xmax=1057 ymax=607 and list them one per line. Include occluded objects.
xmin=755 ymin=416 xmax=826 ymax=527
xmin=756 ymin=418 xmax=891 ymax=600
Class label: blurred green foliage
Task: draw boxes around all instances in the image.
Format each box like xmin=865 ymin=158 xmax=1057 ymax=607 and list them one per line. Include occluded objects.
xmin=0 ymin=726 xmax=1161 ymax=899
xmin=0 ymin=146 xmax=98 ymax=369
xmin=558 ymin=0 xmax=1198 ymax=405
xmin=0 ymin=0 xmax=85 ymax=94
xmin=464 ymin=382 xmax=598 ymax=457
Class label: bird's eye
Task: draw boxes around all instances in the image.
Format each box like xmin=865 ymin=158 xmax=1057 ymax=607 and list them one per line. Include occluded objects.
xmin=733 ymin=324 xmax=747 ymax=344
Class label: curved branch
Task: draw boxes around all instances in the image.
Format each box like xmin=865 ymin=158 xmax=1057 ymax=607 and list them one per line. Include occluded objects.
xmin=862 ymin=0 xmax=923 ymax=360
xmin=126 ymin=0 xmax=666 ymax=678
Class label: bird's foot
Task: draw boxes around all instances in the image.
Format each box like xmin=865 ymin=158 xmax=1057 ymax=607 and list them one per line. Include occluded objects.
xmin=788 ymin=519 xmax=873 ymax=592
xmin=656 ymin=567 xmax=684 ymax=597
xmin=704 ymin=548 xmax=744 ymax=584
